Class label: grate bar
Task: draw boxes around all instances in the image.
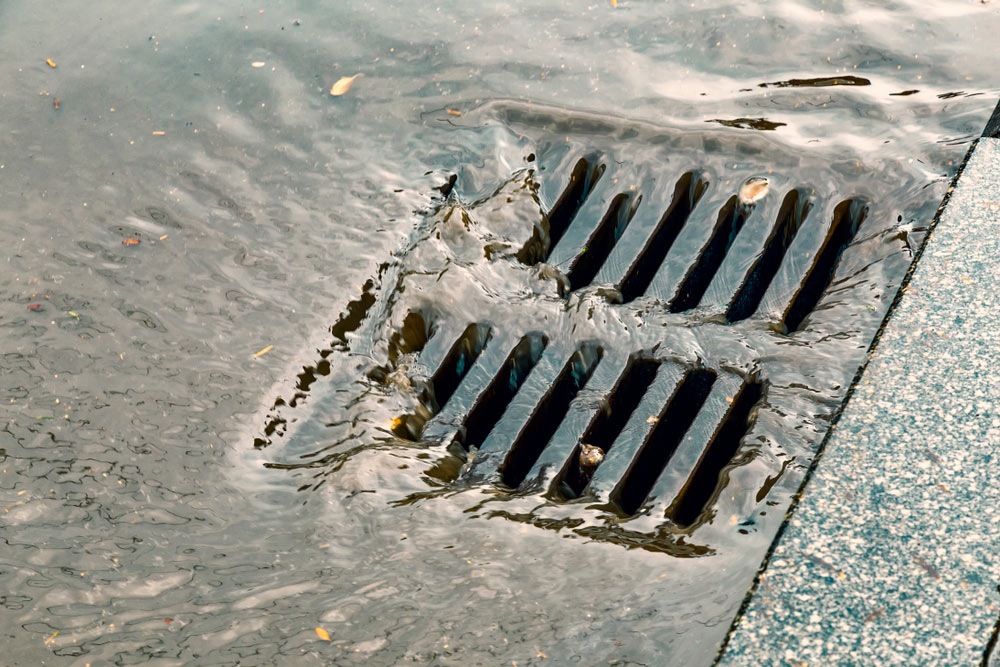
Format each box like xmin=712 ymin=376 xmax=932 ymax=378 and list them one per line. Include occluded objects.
xmin=555 ymin=355 xmax=663 ymax=498
xmin=609 ymin=367 xmax=718 ymax=515
xmin=519 ymin=352 xmax=634 ymax=488
xmin=640 ymin=373 xmax=745 ymax=516
xmin=724 ymin=189 xmax=812 ymax=323
xmin=781 ymin=198 xmax=868 ymax=332
xmin=470 ymin=342 xmax=604 ymax=485
xmin=421 ymin=331 xmax=546 ymax=446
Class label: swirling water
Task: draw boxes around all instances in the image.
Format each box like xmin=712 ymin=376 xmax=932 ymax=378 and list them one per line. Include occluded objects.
xmin=1 ymin=0 xmax=998 ymax=664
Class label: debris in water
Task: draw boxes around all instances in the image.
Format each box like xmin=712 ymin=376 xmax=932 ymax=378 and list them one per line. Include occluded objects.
xmin=330 ymin=74 xmax=362 ymax=96
xmin=53 ymin=98 xmax=60 ymax=110
xmin=45 ymin=58 xmax=57 ymax=68
xmin=27 ymin=303 xmax=42 ymax=311
xmin=251 ymin=61 xmax=266 ymax=68
xmin=446 ymin=109 xmax=462 ymax=116
xmin=579 ymin=443 xmax=604 ymax=469
xmin=738 ymin=177 xmax=770 ymax=205
xmin=315 ymin=627 xmax=332 ymax=641
xmin=253 ymin=345 xmax=274 ymax=358
xmin=122 ymin=238 xmax=141 ymax=246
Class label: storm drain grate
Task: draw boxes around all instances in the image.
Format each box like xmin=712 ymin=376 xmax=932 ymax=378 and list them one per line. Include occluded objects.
xmin=383 ymin=152 xmax=867 ymax=525
xmin=256 ymin=100 xmax=934 ymax=551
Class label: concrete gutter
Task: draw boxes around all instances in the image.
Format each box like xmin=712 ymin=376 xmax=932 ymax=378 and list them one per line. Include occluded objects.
xmin=719 ymin=100 xmax=1000 ymax=665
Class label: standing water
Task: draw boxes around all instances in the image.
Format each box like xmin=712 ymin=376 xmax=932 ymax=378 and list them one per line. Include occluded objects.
xmin=1 ymin=1 xmax=998 ymax=664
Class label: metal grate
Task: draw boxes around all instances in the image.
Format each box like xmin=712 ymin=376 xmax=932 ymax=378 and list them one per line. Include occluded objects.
xmin=256 ymin=101 xmax=927 ymax=549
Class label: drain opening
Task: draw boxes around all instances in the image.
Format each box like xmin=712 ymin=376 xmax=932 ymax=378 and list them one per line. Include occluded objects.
xmin=387 ymin=310 xmax=432 ymax=366
xmin=565 ymin=192 xmax=637 ymax=291
xmin=500 ymin=342 xmax=604 ymax=487
xmin=425 ymin=322 xmax=492 ymax=413
xmin=393 ymin=322 xmax=491 ymax=440
xmin=725 ymin=190 xmax=812 ymax=323
xmin=618 ymin=172 xmax=708 ymax=303
xmin=611 ymin=368 xmax=717 ymax=515
xmin=782 ymin=198 xmax=868 ymax=332
xmin=454 ymin=332 xmax=548 ymax=451
xmin=667 ymin=379 xmax=764 ymax=527
xmin=559 ymin=356 xmax=662 ymax=498
xmin=545 ymin=158 xmax=605 ymax=254
xmin=669 ymin=195 xmax=748 ymax=313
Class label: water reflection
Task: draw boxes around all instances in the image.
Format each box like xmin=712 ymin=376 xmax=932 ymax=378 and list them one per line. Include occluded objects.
xmin=2 ymin=0 xmax=998 ymax=663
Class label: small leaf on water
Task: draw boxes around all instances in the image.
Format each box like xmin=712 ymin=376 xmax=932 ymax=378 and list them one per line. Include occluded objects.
xmin=45 ymin=58 xmax=57 ymax=68
xmin=315 ymin=627 xmax=332 ymax=641
xmin=738 ymin=177 xmax=770 ymax=205
xmin=330 ymin=73 xmax=362 ymax=96
xmin=253 ymin=345 xmax=274 ymax=358
xmin=27 ymin=303 xmax=42 ymax=311
xmin=446 ymin=109 xmax=462 ymax=116
xmin=251 ymin=61 xmax=266 ymax=68
xmin=67 ymin=310 xmax=80 ymax=320
xmin=122 ymin=238 xmax=141 ymax=246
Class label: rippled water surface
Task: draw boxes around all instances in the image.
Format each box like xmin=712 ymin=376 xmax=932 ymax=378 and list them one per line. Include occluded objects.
xmin=2 ymin=1 xmax=998 ymax=664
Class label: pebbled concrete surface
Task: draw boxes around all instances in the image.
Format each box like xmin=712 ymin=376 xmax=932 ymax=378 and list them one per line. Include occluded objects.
xmin=721 ymin=138 xmax=1000 ymax=665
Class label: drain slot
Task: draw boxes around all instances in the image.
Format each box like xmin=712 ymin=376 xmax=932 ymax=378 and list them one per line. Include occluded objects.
xmin=566 ymin=193 xmax=635 ymax=291
xmin=393 ymin=322 xmax=492 ymax=440
xmin=612 ymin=368 xmax=717 ymax=515
xmin=455 ymin=332 xmax=548 ymax=450
xmin=726 ymin=190 xmax=811 ymax=323
xmin=782 ymin=198 xmax=867 ymax=332
xmin=500 ymin=343 xmax=604 ymax=487
xmin=545 ymin=158 xmax=605 ymax=253
xmin=669 ymin=195 xmax=746 ymax=312
xmin=425 ymin=322 xmax=492 ymax=413
xmin=618 ymin=172 xmax=708 ymax=303
xmin=560 ymin=356 xmax=661 ymax=497
xmin=667 ymin=379 xmax=764 ymax=527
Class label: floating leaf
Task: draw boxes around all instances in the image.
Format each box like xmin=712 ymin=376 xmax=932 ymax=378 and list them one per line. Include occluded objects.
xmin=446 ymin=109 xmax=462 ymax=116
xmin=253 ymin=345 xmax=273 ymax=358
xmin=330 ymin=73 xmax=362 ymax=96
xmin=738 ymin=177 xmax=769 ymax=205
xmin=27 ymin=303 xmax=42 ymax=311
xmin=67 ymin=310 xmax=80 ymax=320
xmin=122 ymin=238 xmax=141 ymax=246
xmin=251 ymin=61 xmax=266 ymax=68
xmin=315 ymin=627 xmax=332 ymax=641
xmin=45 ymin=58 xmax=57 ymax=68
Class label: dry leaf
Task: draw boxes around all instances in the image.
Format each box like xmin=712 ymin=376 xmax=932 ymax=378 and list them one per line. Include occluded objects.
xmin=738 ymin=177 xmax=769 ymax=205
xmin=159 ymin=234 xmax=168 ymax=240
xmin=251 ymin=61 xmax=266 ymax=68
xmin=330 ymin=73 xmax=362 ymax=96
xmin=122 ymin=238 xmax=141 ymax=246
xmin=446 ymin=109 xmax=462 ymax=116
xmin=45 ymin=58 xmax=57 ymax=68
xmin=315 ymin=627 xmax=332 ymax=641
xmin=152 ymin=130 xmax=166 ymax=136
xmin=253 ymin=345 xmax=274 ymax=358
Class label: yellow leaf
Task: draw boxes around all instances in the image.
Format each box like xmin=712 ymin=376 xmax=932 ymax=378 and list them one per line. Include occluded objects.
xmin=251 ymin=61 xmax=266 ymax=68
xmin=610 ymin=0 xmax=617 ymax=5
xmin=46 ymin=59 xmax=57 ymax=68
xmin=330 ymin=73 xmax=362 ymax=96
xmin=160 ymin=234 xmax=168 ymax=240
xmin=315 ymin=627 xmax=331 ymax=641
xmin=446 ymin=109 xmax=462 ymax=116
xmin=390 ymin=416 xmax=404 ymax=430
xmin=67 ymin=310 xmax=80 ymax=320
xmin=44 ymin=630 xmax=59 ymax=645
xmin=152 ymin=130 xmax=166 ymax=136
xmin=252 ymin=345 xmax=273 ymax=358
